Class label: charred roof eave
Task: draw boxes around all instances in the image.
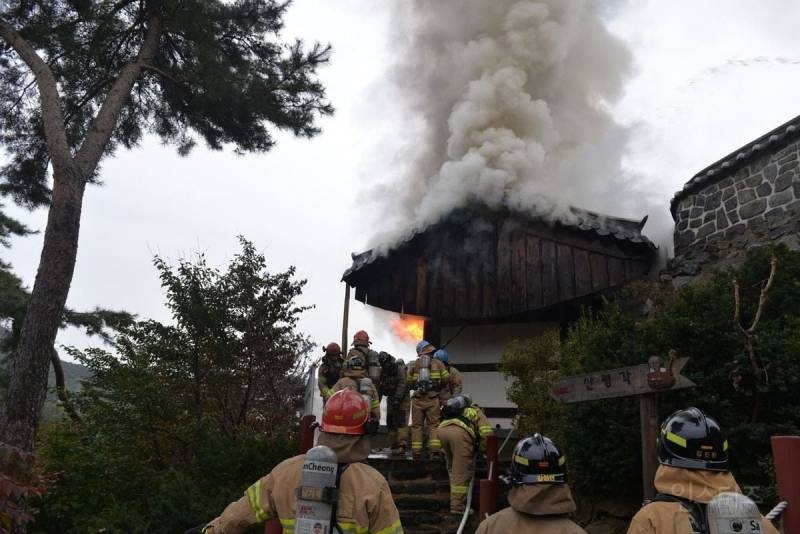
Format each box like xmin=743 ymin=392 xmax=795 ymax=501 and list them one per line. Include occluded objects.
xmin=342 ymin=204 xmax=654 ymax=283
xmin=340 ymin=204 xmax=656 ymax=323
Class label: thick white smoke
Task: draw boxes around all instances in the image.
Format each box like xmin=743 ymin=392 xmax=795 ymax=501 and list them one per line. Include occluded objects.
xmin=368 ymin=0 xmax=656 ymax=250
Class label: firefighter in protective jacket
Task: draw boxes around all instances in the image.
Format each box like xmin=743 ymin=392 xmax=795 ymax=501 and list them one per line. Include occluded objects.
xmin=476 ymin=433 xmax=585 ymax=534
xmin=346 ymin=330 xmax=382 ymax=392
xmin=433 ymin=349 xmax=462 ymax=403
xmin=438 ymin=394 xmax=494 ymax=515
xmin=378 ymin=351 xmax=409 ymax=454
xmin=627 ymin=407 xmax=778 ymax=534
xmin=317 ymin=342 xmax=343 ymax=404
xmin=407 ymin=340 xmax=450 ymax=458
xmin=202 ymin=389 xmax=403 ymax=534
xmin=334 ymin=344 xmax=381 ymax=422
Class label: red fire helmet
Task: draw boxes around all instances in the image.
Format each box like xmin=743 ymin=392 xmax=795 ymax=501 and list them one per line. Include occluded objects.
xmin=352 ymin=330 xmax=370 ymax=344
xmin=322 ymin=389 xmax=369 ymax=435
xmin=325 ymin=342 xmax=342 ymax=355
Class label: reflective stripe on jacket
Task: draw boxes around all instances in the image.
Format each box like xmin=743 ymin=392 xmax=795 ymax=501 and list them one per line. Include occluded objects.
xmin=439 ymin=405 xmax=494 ymax=442
xmin=318 ymin=357 xmax=343 ymax=400
xmin=203 ymin=455 xmax=403 ymax=534
xmin=406 ymin=358 xmax=450 ymax=398
xmin=439 ymin=365 xmax=463 ymax=400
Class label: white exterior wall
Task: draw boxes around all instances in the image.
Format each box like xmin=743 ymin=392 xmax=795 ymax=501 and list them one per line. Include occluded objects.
xmin=442 ymin=321 xmax=558 ymax=428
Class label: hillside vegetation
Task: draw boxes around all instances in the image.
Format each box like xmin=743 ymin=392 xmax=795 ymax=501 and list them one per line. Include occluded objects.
xmin=502 ymin=244 xmax=800 ymax=505
xmin=31 ymin=238 xmax=312 ymax=533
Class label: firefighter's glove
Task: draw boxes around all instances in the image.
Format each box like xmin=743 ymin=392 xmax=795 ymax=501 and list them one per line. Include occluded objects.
xmin=364 ymin=419 xmax=379 ymax=435
xmin=184 ymin=523 xmax=207 ymax=534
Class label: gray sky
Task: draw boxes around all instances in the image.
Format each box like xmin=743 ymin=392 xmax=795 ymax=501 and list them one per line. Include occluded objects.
xmin=5 ymin=0 xmax=800 ymax=362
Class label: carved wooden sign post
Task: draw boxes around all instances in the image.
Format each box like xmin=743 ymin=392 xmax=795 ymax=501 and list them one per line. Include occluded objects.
xmin=550 ymin=356 xmax=696 ymax=500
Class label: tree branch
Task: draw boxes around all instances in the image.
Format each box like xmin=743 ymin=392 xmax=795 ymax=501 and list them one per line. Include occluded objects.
xmin=74 ymin=11 xmax=163 ymax=175
xmin=748 ymin=255 xmax=777 ymax=332
xmin=142 ymin=64 xmax=185 ymax=88
xmin=0 ymin=18 xmax=73 ymax=172
xmin=731 ymin=255 xmax=778 ymax=386
xmin=64 ymin=77 xmax=116 ymax=125
xmin=50 ymin=347 xmax=85 ymax=429
xmin=8 ymin=76 xmax=37 ymax=112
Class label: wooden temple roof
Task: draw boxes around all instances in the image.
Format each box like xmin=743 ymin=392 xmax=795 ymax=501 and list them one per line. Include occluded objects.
xmin=342 ymin=204 xmax=656 ymax=323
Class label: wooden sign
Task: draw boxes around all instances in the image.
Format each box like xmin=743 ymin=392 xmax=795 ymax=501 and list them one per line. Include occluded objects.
xmin=549 ymin=357 xmax=695 ymax=403
xmin=549 ymin=355 xmax=696 ymax=500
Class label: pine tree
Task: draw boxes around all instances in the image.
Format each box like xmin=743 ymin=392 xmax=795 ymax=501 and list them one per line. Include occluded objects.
xmin=0 ymin=0 xmax=332 ymax=450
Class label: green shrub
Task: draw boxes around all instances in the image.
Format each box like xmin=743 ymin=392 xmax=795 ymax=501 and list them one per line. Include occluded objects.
xmin=33 ymin=421 xmax=295 ymax=533
xmin=501 ymin=244 xmax=800 ymax=503
xmin=30 ymin=238 xmax=311 ymax=532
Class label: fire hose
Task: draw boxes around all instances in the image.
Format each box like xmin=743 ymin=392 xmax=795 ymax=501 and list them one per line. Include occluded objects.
xmin=765 ymin=500 xmax=788 ymax=521
xmin=457 ymin=455 xmax=478 ymax=534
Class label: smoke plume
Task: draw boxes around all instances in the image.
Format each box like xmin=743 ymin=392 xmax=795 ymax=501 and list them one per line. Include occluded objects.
xmin=368 ymin=0 xmax=655 ymax=250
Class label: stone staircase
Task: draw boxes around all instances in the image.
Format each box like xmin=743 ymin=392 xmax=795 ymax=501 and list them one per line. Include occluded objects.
xmin=368 ymin=454 xmax=483 ymax=534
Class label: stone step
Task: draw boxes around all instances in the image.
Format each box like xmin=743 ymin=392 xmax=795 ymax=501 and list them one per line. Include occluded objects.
xmin=368 ymin=455 xmax=484 ymax=533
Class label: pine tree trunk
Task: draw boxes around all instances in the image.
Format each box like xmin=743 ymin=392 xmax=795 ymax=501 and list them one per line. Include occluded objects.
xmin=0 ymin=165 xmax=85 ymax=451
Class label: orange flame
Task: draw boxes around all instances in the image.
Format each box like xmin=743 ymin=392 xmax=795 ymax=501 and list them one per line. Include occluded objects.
xmin=389 ymin=314 xmax=425 ymax=343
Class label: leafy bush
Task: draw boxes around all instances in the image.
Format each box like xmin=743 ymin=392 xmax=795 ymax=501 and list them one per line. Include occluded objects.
xmin=33 ymin=422 xmax=294 ymax=533
xmin=0 ymin=444 xmax=51 ymax=532
xmin=501 ymin=245 xmax=800 ymax=503
xmin=30 ymin=237 xmax=312 ymax=532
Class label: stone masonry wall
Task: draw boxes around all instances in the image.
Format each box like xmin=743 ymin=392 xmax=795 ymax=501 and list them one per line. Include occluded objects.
xmin=671 ymin=140 xmax=800 ymax=275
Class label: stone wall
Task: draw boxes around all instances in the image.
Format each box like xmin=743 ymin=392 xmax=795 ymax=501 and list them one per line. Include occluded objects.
xmin=671 ymin=140 xmax=800 ymax=275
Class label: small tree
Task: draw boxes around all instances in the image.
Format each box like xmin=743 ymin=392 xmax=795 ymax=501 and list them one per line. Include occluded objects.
xmin=34 ymin=237 xmax=311 ymax=532
xmin=502 ymin=245 xmax=800 ymax=503
xmin=0 ymin=0 xmax=332 ymax=450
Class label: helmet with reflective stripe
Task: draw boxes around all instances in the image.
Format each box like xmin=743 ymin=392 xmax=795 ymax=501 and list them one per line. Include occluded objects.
xmin=657 ymin=406 xmax=729 ymax=472
xmin=433 ymin=348 xmax=449 ymax=364
xmin=352 ymin=330 xmax=370 ymax=344
xmin=416 ymin=340 xmax=435 ymax=355
xmin=321 ymin=389 xmax=369 ymax=435
xmin=324 ymin=342 xmax=341 ymax=356
xmin=510 ymin=433 xmax=566 ymax=484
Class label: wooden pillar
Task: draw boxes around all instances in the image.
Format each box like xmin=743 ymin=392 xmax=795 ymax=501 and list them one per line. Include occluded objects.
xmin=341 ymin=283 xmax=351 ymax=351
xmin=639 ymin=393 xmax=658 ymax=500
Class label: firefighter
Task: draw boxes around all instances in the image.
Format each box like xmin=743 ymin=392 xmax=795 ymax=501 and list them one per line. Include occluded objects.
xmin=317 ymin=342 xmax=343 ymax=404
xmin=476 ymin=433 xmax=585 ymax=534
xmin=201 ymin=389 xmax=403 ymax=534
xmin=378 ymin=351 xmax=409 ymax=455
xmin=407 ymin=340 xmax=450 ymax=458
xmin=333 ymin=350 xmax=380 ymax=422
xmin=627 ymin=407 xmax=779 ymax=534
xmin=438 ymin=394 xmax=494 ymax=517
xmin=346 ymin=330 xmax=382 ymax=392
xmin=433 ymin=348 xmax=462 ymax=403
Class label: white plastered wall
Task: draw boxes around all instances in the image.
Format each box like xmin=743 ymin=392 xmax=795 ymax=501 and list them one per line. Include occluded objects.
xmin=442 ymin=321 xmax=558 ymax=428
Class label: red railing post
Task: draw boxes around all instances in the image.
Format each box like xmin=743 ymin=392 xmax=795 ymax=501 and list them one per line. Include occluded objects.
xmin=478 ymin=434 xmax=499 ymax=522
xmin=299 ymin=414 xmax=317 ymax=454
xmin=771 ymin=435 xmax=800 ymax=533
xmin=265 ymin=415 xmax=317 ymax=533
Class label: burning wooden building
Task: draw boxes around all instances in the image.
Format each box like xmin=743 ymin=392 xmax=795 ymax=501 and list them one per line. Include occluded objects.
xmin=342 ymin=203 xmax=657 ymax=424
